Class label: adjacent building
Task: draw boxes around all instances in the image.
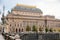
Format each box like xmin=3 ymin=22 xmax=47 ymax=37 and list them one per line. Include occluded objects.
xmin=2 ymin=4 xmax=60 ymax=33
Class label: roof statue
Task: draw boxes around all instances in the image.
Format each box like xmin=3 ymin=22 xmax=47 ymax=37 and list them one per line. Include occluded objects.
xmin=16 ymin=4 xmax=36 ymax=8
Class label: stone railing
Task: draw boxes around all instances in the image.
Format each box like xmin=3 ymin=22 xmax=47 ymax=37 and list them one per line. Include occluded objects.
xmin=2 ymin=32 xmax=60 ymax=40
xmin=20 ymin=32 xmax=60 ymax=40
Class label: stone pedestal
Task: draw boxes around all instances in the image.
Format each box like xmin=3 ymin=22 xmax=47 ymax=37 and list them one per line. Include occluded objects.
xmin=16 ymin=39 xmax=21 ymax=40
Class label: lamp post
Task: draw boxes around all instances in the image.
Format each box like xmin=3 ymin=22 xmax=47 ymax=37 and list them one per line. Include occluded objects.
xmin=1 ymin=5 xmax=5 ymax=33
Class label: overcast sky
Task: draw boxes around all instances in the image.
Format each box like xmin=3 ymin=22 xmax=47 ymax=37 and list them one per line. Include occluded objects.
xmin=0 ymin=0 xmax=60 ymax=22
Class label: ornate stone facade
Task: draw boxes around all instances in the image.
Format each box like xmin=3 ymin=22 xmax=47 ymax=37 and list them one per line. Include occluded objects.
xmin=3 ymin=4 xmax=60 ymax=33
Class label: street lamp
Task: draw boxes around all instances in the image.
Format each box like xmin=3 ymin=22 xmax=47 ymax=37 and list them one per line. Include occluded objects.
xmin=1 ymin=5 xmax=5 ymax=33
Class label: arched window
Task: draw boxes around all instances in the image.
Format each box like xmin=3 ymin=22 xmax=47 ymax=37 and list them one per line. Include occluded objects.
xmin=16 ymin=28 xmax=17 ymax=33
xmin=18 ymin=24 xmax=19 ymax=27
xmin=22 ymin=28 xmax=23 ymax=32
xmin=19 ymin=28 xmax=20 ymax=32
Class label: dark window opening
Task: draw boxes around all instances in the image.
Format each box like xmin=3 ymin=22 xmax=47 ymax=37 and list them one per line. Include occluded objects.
xmin=22 ymin=28 xmax=23 ymax=32
xmin=10 ymin=24 xmax=11 ymax=26
xmin=6 ymin=18 xmax=8 ymax=20
xmin=16 ymin=28 xmax=17 ymax=33
xmin=19 ymin=28 xmax=20 ymax=32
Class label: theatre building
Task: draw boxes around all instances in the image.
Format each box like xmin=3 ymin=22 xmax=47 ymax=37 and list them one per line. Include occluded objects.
xmin=2 ymin=4 xmax=60 ymax=33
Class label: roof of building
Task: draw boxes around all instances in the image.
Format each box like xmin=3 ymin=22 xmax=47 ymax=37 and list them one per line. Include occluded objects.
xmin=12 ymin=4 xmax=43 ymax=13
xmin=44 ymin=15 xmax=55 ymax=18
